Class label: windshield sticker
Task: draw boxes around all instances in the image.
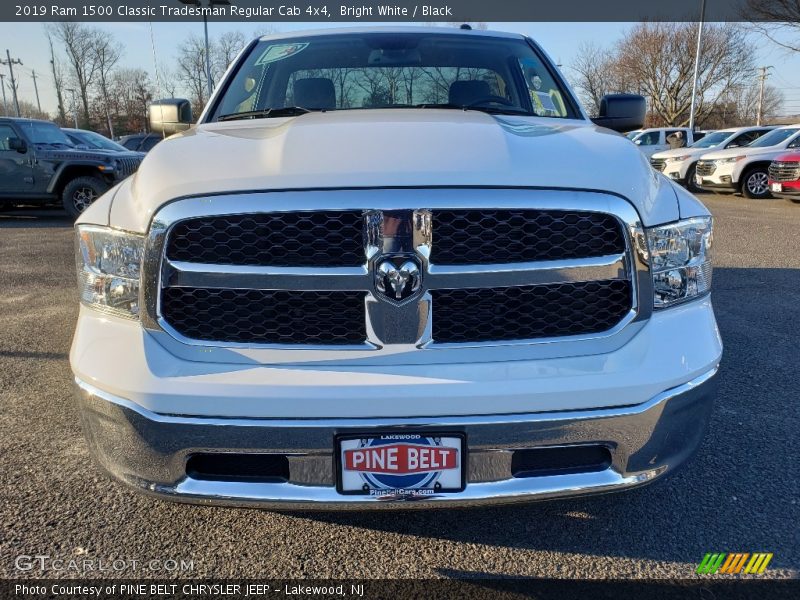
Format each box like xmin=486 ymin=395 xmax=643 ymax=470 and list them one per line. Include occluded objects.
xmin=254 ymin=43 xmax=309 ymax=66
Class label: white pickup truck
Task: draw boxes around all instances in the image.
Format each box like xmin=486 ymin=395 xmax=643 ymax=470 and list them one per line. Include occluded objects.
xmin=71 ymin=27 xmax=721 ymax=508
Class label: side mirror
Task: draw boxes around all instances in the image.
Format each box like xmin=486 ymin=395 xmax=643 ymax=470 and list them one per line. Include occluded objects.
xmin=149 ymin=98 xmax=193 ymax=135
xmin=726 ymin=143 xmax=740 ymax=149
xmin=634 ymin=139 xmax=642 ymax=145
xmin=591 ymin=94 xmax=646 ymax=133
xmin=9 ymin=137 xmax=27 ymax=153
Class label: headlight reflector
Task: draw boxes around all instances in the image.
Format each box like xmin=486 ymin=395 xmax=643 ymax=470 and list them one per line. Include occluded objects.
xmin=76 ymin=225 xmax=144 ymax=319
xmin=645 ymin=217 xmax=713 ymax=308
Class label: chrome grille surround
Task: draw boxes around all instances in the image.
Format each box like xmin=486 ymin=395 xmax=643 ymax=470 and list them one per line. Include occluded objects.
xmin=649 ymin=158 xmax=666 ymax=172
xmin=768 ymin=161 xmax=800 ymax=183
xmin=141 ymin=189 xmax=651 ymax=366
xmin=696 ymin=161 xmax=716 ymax=177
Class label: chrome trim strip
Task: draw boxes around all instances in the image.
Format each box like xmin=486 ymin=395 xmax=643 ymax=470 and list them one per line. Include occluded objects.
xmin=163 ymin=261 xmax=370 ymax=291
xmin=426 ymin=253 xmax=627 ymax=289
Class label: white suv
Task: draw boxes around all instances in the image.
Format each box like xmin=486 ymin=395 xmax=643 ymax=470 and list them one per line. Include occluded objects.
xmin=696 ymin=124 xmax=800 ymax=198
xmin=651 ymin=126 xmax=774 ymax=191
xmin=70 ymin=28 xmax=721 ymax=508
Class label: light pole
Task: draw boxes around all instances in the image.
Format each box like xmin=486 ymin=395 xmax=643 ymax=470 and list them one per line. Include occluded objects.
xmin=688 ymin=0 xmax=706 ymax=131
xmin=756 ymin=66 xmax=773 ymax=126
xmin=178 ymin=0 xmax=231 ymax=99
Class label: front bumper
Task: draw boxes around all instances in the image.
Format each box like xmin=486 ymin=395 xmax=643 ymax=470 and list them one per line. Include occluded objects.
xmin=75 ymin=367 xmax=718 ymax=509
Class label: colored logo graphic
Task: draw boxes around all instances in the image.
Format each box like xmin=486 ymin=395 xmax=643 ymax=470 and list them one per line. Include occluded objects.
xmin=696 ymin=553 xmax=773 ymax=574
xmin=344 ymin=436 xmax=457 ymax=491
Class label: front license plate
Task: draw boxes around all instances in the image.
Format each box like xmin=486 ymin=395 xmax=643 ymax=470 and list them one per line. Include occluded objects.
xmin=772 ymin=183 xmax=783 ymax=193
xmin=337 ymin=433 xmax=465 ymax=496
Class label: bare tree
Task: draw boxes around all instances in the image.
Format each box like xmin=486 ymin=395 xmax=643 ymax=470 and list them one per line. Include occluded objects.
xmin=92 ymin=30 xmax=122 ymax=137
xmin=49 ymin=22 xmax=100 ymax=127
xmin=108 ymin=68 xmax=154 ymax=135
xmin=45 ymin=31 xmax=67 ymax=125
xmin=746 ymin=0 xmax=800 ymax=53
xmin=569 ymin=43 xmax=623 ymax=117
xmin=215 ymin=30 xmax=247 ymax=80
xmin=613 ymin=22 xmax=755 ymax=126
xmin=177 ymin=33 xmax=211 ymax=116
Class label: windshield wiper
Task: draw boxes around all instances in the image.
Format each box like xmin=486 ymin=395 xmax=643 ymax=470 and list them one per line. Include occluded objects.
xmin=412 ymin=103 xmax=533 ymax=116
xmin=218 ymin=106 xmax=314 ymax=121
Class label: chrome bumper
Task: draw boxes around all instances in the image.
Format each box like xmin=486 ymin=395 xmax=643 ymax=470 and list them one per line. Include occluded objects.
xmin=74 ymin=368 xmax=717 ymax=509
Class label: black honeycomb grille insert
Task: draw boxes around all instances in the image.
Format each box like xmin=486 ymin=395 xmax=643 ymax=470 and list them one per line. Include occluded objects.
xmin=432 ymin=280 xmax=631 ymax=343
xmin=430 ymin=210 xmax=625 ymax=265
xmin=161 ymin=288 xmax=367 ymax=345
xmin=166 ymin=211 xmax=364 ymax=267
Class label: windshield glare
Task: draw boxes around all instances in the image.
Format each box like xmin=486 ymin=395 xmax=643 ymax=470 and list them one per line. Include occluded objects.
xmin=213 ymin=33 xmax=574 ymax=120
xmin=20 ymin=122 xmax=73 ymax=146
xmin=690 ymin=131 xmax=729 ymax=148
xmin=748 ymin=128 xmax=799 ymax=148
xmin=72 ymin=130 xmax=128 ymax=152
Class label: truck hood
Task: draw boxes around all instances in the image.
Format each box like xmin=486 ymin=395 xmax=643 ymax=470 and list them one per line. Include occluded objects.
xmin=108 ymin=109 xmax=678 ymax=231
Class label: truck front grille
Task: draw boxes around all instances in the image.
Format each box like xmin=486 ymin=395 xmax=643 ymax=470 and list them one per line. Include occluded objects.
xmin=649 ymin=158 xmax=666 ymax=172
xmin=768 ymin=161 xmax=800 ymax=182
xmin=696 ymin=161 xmax=716 ymax=176
xmin=152 ymin=196 xmax=638 ymax=351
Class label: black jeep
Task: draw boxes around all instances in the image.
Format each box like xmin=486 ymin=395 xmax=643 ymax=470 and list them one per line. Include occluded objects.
xmin=0 ymin=118 xmax=143 ymax=218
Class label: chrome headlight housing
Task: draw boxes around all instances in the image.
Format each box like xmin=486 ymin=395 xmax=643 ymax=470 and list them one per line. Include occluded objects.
xmin=715 ymin=156 xmax=744 ymax=165
xmin=644 ymin=216 xmax=713 ymax=308
xmin=76 ymin=225 xmax=144 ymax=319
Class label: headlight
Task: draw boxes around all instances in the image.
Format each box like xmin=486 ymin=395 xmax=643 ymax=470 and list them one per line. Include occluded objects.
xmin=716 ymin=156 xmax=745 ymax=165
xmin=76 ymin=225 xmax=144 ymax=319
xmin=645 ymin=217 xmax=713 ymax=308
xmin=669 ymin=155 xmax=691 ymax=162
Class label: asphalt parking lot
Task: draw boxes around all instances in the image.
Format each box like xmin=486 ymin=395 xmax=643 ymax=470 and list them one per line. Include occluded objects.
xmin=1 ymin=193 xmax=798 ymax=580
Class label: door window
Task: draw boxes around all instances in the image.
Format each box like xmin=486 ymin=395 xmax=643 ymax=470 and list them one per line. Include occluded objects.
xmin=0 ymin=125 xmax=17 ymax=151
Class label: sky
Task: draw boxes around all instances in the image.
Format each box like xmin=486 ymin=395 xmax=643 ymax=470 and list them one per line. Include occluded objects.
xmin=1 ymin=20 xmax=800 ymax=120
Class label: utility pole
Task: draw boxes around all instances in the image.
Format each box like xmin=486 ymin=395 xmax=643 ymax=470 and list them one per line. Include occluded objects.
xmin=688 ymin=0 xmax=706 ymax=132
xmin=48 ymin=34 xmax=67 ymax=124
xmin=756 ymin=66 xmax=773 ymax=126
xmin=0 ymin=73 xmax=8 ymax=116
xmin=31 ymin=69 xmax=41 ymax=113
xmin=1 ymin=49 xmax=23 ymax=117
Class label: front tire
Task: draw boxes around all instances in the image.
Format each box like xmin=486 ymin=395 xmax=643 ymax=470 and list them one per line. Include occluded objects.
xmin=741 ymin=168 xmax=771 ymax=199
xmin=685 ymin=163 xmax=700 ymax=193
xmin=62 ymin=177 xmax=109 ymax=219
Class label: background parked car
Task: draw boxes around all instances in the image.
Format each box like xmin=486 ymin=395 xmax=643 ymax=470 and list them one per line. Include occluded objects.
xmin=768 ymin=152 xmax=800 ymax=204
xmin=64 ymin=128 xmax=145 ymax=157
xmin=650 ymin=126 xmax=774 ymax=191
xmin=630 ymin=127 xmax=704 ymax=158
xmin=696 ymin=124 xmax=800 ymax=199
xmin=117 ymin=132 xmax=163 ymax=153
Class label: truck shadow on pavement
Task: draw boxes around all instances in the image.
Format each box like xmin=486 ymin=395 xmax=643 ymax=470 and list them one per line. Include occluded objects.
xmin=295 ymin=266 xmax=799 ymax=569
xmin=0 ymin=207 xmax=72 ymax=228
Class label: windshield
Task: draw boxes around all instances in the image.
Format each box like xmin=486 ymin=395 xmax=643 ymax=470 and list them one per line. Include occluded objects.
xmin=748 ymin=128 xmax=799 ymax=148
xmin=70 ymin=130 xmax=128 ymax=152
xmin=690 ymin=131 xmax=730 ymax=148
xmin=212 ymin=33 xmax=576 ymax=120
xmin=18 ymin=121 xmax=73 ymax=146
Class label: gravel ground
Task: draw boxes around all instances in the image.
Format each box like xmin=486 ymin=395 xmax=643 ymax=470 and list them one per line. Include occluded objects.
xmin=1 ymin=194 xmax=798 ymax=580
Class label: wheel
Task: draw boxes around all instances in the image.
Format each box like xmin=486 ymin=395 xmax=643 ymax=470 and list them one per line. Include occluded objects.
xmin=685 ymin=163 xmax=700 ymax=193
xmin=741 ymin=168 xmax=771 ymax=199
xmin=62 ymin=176 xmax=109 ymax=219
